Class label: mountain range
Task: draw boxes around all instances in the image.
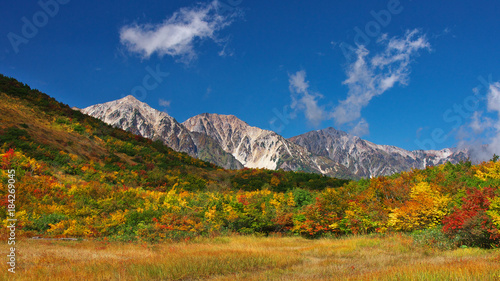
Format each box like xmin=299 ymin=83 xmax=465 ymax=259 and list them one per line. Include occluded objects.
xmin=82 ymin=95 xmax=469 ymax=179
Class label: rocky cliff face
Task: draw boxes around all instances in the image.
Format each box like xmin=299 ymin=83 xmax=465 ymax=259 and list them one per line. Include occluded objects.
xmin=82 ymin=96 xmax=243 ymax=170
xmin=182 ymin=113 xmax=350 ymax=177
xmin=289 ymin=127 xmax=469 ymax=178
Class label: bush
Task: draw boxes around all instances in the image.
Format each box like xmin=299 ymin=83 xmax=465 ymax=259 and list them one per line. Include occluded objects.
xmin=31 ymin=213 xmax=68 ymax=232
xmin=443 ymin=188 xmax=500 ymax=248
xmin=292 ymin=188 xmax=314 ymax=208
xmin=0 ymin=127 xmax=32 ymax=150
xmin=411 ymin=228 xmax=456 ymax=250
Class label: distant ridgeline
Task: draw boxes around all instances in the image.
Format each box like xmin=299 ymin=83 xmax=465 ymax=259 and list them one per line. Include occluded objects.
xmin=1 ymin=74 xmax=499 ymax=249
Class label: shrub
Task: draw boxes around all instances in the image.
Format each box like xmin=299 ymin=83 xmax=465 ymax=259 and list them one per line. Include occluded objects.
xmin=31 ymin=213 xmax=68 ymax=232
xmin=442 ymin=188 xmax=500 ymax=248
xmin=411 ymin=227 xmax=456 ymax=250
xmin=292 ymin=188 xmax=314 ymax=208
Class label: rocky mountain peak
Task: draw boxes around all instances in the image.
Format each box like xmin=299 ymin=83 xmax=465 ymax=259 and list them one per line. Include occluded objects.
xmin=82 ymin=97 xmax=243 ymax=170
xmin=121 ymin=95 xmax=139 ymax=102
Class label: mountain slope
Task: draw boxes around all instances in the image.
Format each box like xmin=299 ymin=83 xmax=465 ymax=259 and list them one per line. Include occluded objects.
xmin=82 ymin=96 xmax=243 ymax=170
xmin=182 ymin=113 xmax=353 ymax=177
xmin=289 ymin=127 xmax=469 ymax=178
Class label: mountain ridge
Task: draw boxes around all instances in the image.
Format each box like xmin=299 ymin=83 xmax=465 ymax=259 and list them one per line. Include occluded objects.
xmin=82 ymin=95 xmax=243 ymax=170
xmin=84 ymin=96 xmax=469 ymax=179
xmin=182 ymin=112 xmax=352 ymax=177
xmin=288 ymin=127 xmax=469 ymax=178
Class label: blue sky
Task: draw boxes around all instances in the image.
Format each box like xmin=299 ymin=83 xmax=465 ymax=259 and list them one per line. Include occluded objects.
xmin=1 ymin=0 xmax=499 ymax=154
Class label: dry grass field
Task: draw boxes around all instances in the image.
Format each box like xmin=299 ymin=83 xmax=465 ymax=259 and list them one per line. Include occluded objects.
xmin=2 ymin=234 xmax=500 ymax=280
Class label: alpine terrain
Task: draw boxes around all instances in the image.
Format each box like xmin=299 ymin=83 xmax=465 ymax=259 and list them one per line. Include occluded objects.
xmin=82 ymin=95 xmax=243 ymax=169
xmin=182 ymin=113 xmax=351 ymax=177
xmin=289 ymin=127 xmax=469 ymax=178
xmin=84 ymin=96 xmax=469 ymax=179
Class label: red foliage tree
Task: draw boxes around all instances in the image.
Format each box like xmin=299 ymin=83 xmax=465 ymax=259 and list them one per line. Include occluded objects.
xmin=443 ymin=188 xmax=500 ymax=248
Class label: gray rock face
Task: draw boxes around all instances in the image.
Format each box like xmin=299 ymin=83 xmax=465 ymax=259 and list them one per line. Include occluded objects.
xmin=182 ymin=113 xmax=351 ymax=177
xmin=289 ymin=127 xmax=469 ymax=178
xmin=82 ymin=96 xmax=243 ymax=170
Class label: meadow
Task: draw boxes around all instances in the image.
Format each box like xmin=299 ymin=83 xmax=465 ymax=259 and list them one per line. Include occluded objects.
xmin=1 ymin=234 xmax=500 ymax=281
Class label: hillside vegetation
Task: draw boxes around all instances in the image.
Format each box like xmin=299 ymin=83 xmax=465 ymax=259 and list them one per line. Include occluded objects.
xmin=1 ymin=74 xmax=500 ymax=249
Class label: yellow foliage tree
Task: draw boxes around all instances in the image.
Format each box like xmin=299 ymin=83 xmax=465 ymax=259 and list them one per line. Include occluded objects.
xmin=387 ymin=182 xmax=450 ymax=231
xmin=271 ymin=176 xmax=281 ymax=187
xmin=475 ymin=161 xmax=500 ymax=181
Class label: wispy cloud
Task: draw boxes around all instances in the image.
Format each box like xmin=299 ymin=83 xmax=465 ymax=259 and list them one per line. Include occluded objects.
xmin=288 ymin=30 xmax=430 ymax=136
xmin=488 ymin=82 xmax=500 ymax=113
xmin=288 ymin=70 xmax=325 ymax=126
xmin=461 ymin=82 xmax=500 ymax=161
xmin=159 ymin=98 xmax=171 ymax=107
xmin=119 ymin=0 xmax=238 ymax=63
xmin=350 ymin=118 xmax=369 ymax=137
xmin=469 ymin=111 xmax=491 ymax=134
xmin=332 ymin=29 xmax=431 ymax=132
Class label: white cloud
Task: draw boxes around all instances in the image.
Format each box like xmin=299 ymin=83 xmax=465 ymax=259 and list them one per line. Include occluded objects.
xmin=120 ymin=0 xmax=238 ymax=62
xmin=487 ymin=82 xmax=500 ymax=113
xmin=159 ymin=98 xmax=171 ymax=107
xmin=289 ymin=70 xmax=309 ymax=94
xmin=469 ymin=111 xmax=491 ymax=134
xmin=460 ymin=82 xmax=500 ymax=161
xmin=285 ymin=30 xmax=430 ymax=136
xmin=350 ymin=118 xmax=369 ymax=137
xmin=288 ymin=70 xmax=325 ymax=126
xmin=331 ymin=29 xmax=430 ymax=134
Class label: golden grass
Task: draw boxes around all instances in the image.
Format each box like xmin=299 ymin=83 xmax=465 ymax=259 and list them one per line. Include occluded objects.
xmin=1 ymin=234 xmax=500 ymax=280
